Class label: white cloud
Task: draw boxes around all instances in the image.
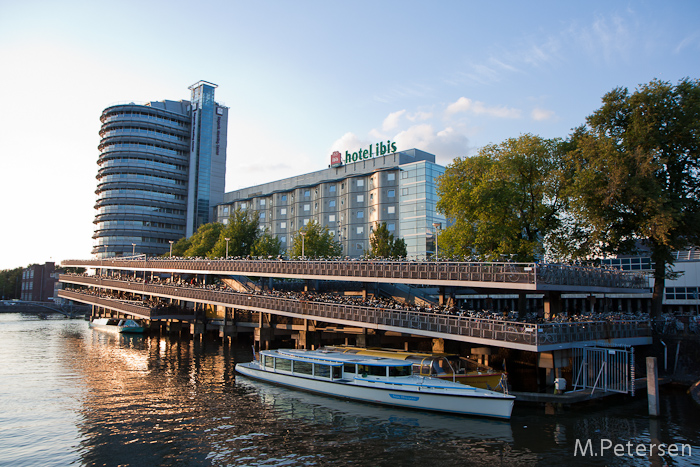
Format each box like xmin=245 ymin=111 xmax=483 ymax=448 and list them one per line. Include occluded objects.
xmin=531 ymin=107 xmax=556 ymax=121
xmin=394 ymin=124 xmax=470 ymax=165
xmin=407 ymin=111 xmax=433 ymax=122
xmin=382 ymin=110 xmax=406 ymax=131
xmin=445 ymin=97 xmax=521 ymax=119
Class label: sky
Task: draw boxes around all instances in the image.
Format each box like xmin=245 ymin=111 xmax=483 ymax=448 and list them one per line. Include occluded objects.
xmin=0 ymin=0 xmax=699 ymax=270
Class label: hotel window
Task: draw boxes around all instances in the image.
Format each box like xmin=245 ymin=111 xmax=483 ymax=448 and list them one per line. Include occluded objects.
xmin=304 ymin=190 xmax=310 ymax=197
xmin=388 ymin=206 xmax=395 ymax=214
xmin=329 ymin=200 xmax=336 ymax=207
xmin=329 ymin=215 xmax=335 ymax=222
xmin=281 ymin=195 xmax=287 ymax=201
xmin=357 ymin=195 xmax=364 ymax=202
xmin=357 ymin=226 xmax=364 ymax=234
xmin=356 ymin=243 xmax=363 ymax=250
xmin=387 ymin=173 xmax=395 ymax=181
xmin=357 ymin=211 xmax=364 ymax=219
xmin=280 ymin=222 xmax=286 ymax=229
xmin=281 ymin=236 xmax=286 ymax=243
xmin=260 ymin=199 xmax=266 ymax=206
xmin=304 ymin=218 xmax=310 ymax=226
xmin=357 ymin=179 xmax=364 ymax=187
xmin=241 ymin=202 xmax=247 ymax=209
xmin=281 ymin=208 xmax=287 ymax=215
xmin=222 ymin=218 xmax=229 ymax=225
xmin=388 ymin=223 xmax=395 ymax=231
xmin=223 ymin=206 xmax=229 ymax=215
xmin=388 ymin=190 xmax=395 ymax=197
xmin=329 ymin=185 xmax=336 ymax=193
xmin=260 ymin=212 xmax=266 ymax=219
xmin=304 ymin=204 xmax=310 ymax=212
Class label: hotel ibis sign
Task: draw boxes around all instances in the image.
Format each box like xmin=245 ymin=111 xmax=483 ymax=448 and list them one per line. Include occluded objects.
xmin=331 ymin=140 xmax=398 ymax=166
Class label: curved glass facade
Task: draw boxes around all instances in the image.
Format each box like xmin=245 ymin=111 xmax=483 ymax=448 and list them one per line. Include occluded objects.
xmin=94 ymin=101 xmax=191 ymax=258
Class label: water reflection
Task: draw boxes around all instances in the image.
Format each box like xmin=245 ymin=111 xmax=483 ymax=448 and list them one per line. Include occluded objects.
xmin=3 ymin=314 xmax=699 ymax=467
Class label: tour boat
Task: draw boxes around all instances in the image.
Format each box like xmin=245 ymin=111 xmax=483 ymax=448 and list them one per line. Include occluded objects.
xmin=89 ymin=318 xmax=146 ymax=334
xmin=325 ymin=346 xmax=508 ymax=392
xmin=235 ymin=348 xmax=515 ymax=419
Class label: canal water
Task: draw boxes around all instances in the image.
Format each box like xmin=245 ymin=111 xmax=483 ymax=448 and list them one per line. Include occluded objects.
xmin=1 ymin=313 xmax=698 ymax=467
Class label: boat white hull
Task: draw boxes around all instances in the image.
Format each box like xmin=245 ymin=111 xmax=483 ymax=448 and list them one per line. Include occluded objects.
xmin=236 ymin=362 xmax=514 ymax=419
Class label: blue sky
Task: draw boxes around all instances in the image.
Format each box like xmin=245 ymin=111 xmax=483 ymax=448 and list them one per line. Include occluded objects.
xmin=0 ymin=1 xmax=698 ymax=269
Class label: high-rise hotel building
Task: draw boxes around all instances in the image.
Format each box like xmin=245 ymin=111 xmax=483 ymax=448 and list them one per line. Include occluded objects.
xmin=216 ymin=148 xmax=445 ymax=259
xmin=94 ymin=81 xmax=228 ymax=258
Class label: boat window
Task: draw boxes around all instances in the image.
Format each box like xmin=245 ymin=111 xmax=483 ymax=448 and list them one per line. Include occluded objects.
xmin=358 ymin=365 xmax=387 ymax=377
xmin=332 ymin=366 xmax=341 ymax=379
xmin=389 ymin=365 xmax=413 ymax=377
xmin=275 ymin=357 xmax=292 ymax=371
xmin=343 ymin=363 xmax=356 ymax=374
xmin=264 ymin=356 xmax=274 ymax=369
xmin=293 ymin=361 xmax=313 ymax=375
xmin=313 ymin=363 xmax=330 ymax=378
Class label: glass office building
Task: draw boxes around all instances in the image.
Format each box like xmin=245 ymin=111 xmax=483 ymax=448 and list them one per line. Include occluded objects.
xmin=216 ymin=149 xmax=445 ymax=259
xmin=94 ymin=82 xmax=228 ymax=258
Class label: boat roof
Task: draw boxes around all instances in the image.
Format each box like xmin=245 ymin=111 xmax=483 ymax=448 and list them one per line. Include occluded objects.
xmin=323 ymin=346 xmax=457 ymax=361
xmin=262 ymin=348 xmax=413 ymax=367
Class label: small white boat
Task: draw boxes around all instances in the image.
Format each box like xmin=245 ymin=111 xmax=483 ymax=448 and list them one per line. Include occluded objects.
xmin=89 ymin=318 xmax=146 ymax=334
xmin=235 ymin=348 xmax=515 ymax=419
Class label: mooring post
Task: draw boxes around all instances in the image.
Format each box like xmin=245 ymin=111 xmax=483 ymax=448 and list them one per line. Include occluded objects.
xmin=646 ymin=356 xmax=659 ymax=416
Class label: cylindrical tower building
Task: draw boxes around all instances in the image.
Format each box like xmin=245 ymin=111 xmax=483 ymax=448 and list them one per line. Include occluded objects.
xmin=94 ymin=100 xmax=191 ymax=257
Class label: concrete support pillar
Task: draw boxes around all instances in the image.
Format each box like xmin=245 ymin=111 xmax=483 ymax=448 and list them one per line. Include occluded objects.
xmin=647 ymin=356 xmax=660 ymax=416
xmin=438 ymin=286 xmax=445 ymax=306
xmin=356 ymin=329 xmax=381 ymax=348
xmin=190 ymin=322 xmax=205 ymax=336
xmin=519 ymin=293 xmax=530 ymax=315
xmin=544 ymin=291 xmax=562 ymax=320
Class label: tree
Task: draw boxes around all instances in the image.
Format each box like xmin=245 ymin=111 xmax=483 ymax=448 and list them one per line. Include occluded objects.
xmin=183 ymin=222 xmax=225 ymax=257
xmin=368 ymin=222 xmax=407 ymax=258
xmin=290 ymin=220 xmax=343 ymax=258
xmin=565 ymin=78 xmax=700 ymax=317
xmin=210 ymin=208 xmax=261 ymax=258
xmin=252 ymin=229 xmax=284 ymax=257
xmin=0 ymin=267 xmax=22 ymax=299
xmin=435 ymin=134 xmax=568 ymax=261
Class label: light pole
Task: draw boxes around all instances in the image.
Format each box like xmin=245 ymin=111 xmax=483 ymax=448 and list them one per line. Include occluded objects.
xmin=224 ymin=237 xmax=230 ymax=258
xmin=132 ymin=243 xmax=136 ymax=256
xmin=169 ymin=240 xmax=174 ymax=257
xmin=432 ymin=222 xmax=441 ymax=261
xmin=300 ymin=231 xmax=305 ymax=258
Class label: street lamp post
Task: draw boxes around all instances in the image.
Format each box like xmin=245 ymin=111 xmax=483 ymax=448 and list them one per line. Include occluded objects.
xmin=169 ymin=240 xmax=174 ymax=257
xmin=300 ymin=232 xmax=305 ymax=258
xmin=224 ymin=237 xmax=230 ymax=258
xmin=132 ymin=243 xmax=136 ymax=256
xmin=432 ymin=222 xmax=442 ymax=261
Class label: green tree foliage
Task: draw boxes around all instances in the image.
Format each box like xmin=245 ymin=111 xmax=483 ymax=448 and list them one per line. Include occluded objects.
xmin=183 ymin=222 xmax=225 ymax=257
xmin=436 ymin=134 xmax=567 ymax=261
xmin=252 ymin=229 xmax=284 ymax=257
xmin=0 ymin=267 xmax=22 ymax=299
xmin=167 ymin=208 xmax=283 ymax=259
xmin=210 ymin=208 xmax=261 ymax=258
xmin=290 ymin=220 xmax=343 ymax=258
xmin=170 ymin=236 xmax=192 ymax=257
xmin=565 ymin=78 xmax=700 ymax=316
xmin=368 ymin=222 xmax=407 ymax=258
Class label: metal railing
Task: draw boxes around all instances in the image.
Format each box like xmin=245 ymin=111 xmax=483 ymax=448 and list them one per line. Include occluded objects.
xmin=62 ymin=258 xmax=648 ymax=290
xmin=59 ymin=275 xmax=651 ymax=348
